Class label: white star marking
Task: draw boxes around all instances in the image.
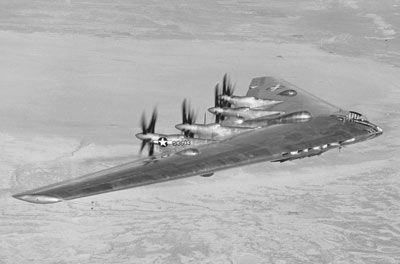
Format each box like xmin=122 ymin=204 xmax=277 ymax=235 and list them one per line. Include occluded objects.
xmin=158 ymin=137 xmax=168 ymax=147
xmin=269 ymin=84 xmax=282 ymax=91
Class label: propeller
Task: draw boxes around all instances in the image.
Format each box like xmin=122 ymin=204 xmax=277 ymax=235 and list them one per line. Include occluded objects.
xmin=139 ymin=107 xmax=157 ymax=156
xmin=181 ymin=98 xmax=197 ymax=138
xmin=214 ymin=83 xmax=222 ymax=123
xmin=214 ymin=74 xmax=235 ymax=122
xmin=221 ymin=73 xmax=235 ymax=107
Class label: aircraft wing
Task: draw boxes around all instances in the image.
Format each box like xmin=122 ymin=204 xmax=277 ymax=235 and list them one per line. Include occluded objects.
xmin=13 ymin=77 xmax=351 ymax=204
xmin=14 ymin=116 xmax=354 ymax=204
xmin=247 ymin=76 xmax=341 ymax=116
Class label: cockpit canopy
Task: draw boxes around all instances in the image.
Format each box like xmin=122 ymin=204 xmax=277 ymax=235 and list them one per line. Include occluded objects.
xmin=334 ymin=111 xmax=368 ymax=122
xmin=348 ymin=111 xmax=368 ymax=121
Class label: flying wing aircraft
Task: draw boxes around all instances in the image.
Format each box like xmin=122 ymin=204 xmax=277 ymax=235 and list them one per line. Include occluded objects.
xmin=13 ymin=75 xmax=383 ymax=204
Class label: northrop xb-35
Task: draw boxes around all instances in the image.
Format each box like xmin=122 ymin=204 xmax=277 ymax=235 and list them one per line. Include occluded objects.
xmin=13 ymin=75 xmax=383 ymax=204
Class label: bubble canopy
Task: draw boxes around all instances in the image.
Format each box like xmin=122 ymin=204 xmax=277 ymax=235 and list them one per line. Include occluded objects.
xmin=348 ymin=111 xmax=368 ymax=121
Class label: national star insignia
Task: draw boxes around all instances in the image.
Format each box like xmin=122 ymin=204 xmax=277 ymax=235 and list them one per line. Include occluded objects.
xmin=158 ymin=137 xmax=168 ymax=147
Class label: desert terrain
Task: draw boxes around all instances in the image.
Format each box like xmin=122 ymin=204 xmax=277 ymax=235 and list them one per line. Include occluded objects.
xmin=0 ymin=1 xmax=399 ymax=263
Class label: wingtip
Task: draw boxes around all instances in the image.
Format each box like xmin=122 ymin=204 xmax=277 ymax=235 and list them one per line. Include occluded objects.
xmin=12 ymin=193 xmax=63 ymax=204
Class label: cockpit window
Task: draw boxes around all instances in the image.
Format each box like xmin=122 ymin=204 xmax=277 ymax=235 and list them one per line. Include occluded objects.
xmin=348 ymin=111 xmax=367 ymax=121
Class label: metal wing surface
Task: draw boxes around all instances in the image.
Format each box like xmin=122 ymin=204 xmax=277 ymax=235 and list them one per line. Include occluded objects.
xmin=14 ymin=117 xmax=356 ymax=204
xmin=13 ymin=77 xmax=350 ymax=204
xmin=246 ymin=76 xmax=341 ymax=116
